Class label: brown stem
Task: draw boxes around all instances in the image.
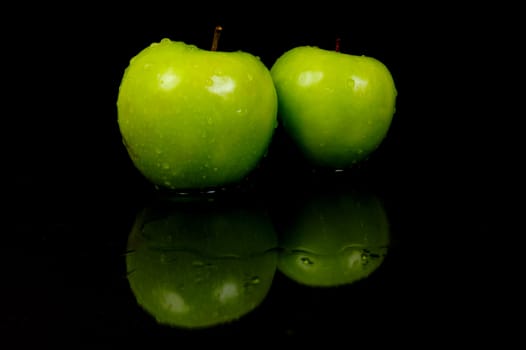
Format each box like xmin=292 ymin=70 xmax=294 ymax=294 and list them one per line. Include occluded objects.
xmin=335 ymin=37 xmax=341 ymax=52
xmin=211 ymin=25 xmax=223 ymax=51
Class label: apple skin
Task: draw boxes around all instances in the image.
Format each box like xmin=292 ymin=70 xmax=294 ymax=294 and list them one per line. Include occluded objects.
xmin=276 ymin=189 xmax=390 ymax=287
xmin=270 ymin=46 xmax=397 ymax=168
xmin=126 ymin=195 xmax=278 ymax=329
xmin=117 ymin=38 xmax=278 ymax=191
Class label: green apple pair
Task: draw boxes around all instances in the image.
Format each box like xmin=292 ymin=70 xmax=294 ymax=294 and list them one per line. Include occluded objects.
xmin=116 ymin=33 xmax=397 ymax=192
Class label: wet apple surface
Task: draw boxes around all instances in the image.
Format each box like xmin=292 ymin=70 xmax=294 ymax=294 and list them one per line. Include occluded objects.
xmin=271 ymin=46 xmax=397 ymax=168
xmin=117 ymin=38 xmax=277 ymax=191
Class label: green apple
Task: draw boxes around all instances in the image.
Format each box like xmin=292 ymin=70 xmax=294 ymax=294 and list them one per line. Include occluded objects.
xmin=277 ymin=189 xmax=390 ymax=287
xmin=117 ymin=36 xmax=278 ymax=191
xmin=270 ymin=45 xmax=397 ymax=168
xmin=126 ymin=195 xmax=278 ymax=329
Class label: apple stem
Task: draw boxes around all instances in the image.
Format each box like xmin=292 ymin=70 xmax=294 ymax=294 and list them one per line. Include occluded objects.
xmin=335 ymin=37 xmax=341 ymax=52
xmin=211 ymin=25 xmax=223 ymax=51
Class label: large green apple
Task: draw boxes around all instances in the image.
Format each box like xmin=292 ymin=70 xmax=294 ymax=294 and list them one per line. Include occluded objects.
xmin=117 ymin=37 xmax=278 ymax=191
xmin=277 ymin=188 xmax=390 ymax=287
xmin=126 ymin=195 xmax=278 ymax=329
xmin=270 ymin=45 xmax=397 ymax=168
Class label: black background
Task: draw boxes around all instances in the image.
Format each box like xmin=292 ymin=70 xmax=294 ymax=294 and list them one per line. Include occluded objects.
xmin=5 ymin=2 xmax=507 ymax=344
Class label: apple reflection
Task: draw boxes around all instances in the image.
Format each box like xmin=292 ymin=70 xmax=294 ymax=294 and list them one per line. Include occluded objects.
xmin=126 ymin=194 xmax=278 ymax=329
xmin=276 ymin=187 xmax=390 ymax=287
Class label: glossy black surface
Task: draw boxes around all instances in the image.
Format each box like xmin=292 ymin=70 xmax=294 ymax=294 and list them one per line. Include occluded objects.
xmin=6 ymin=5 xmax=499 ymax=342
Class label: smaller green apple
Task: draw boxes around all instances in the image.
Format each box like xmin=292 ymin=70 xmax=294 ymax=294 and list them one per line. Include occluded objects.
xmin=126 ymin=195 xmax=278 ymax=329
xmin=117 ymin=32 xmax=277 ymax=191
xmin=277 ymin=188 xmax=390 ymax=287
xmin=271 ymin=45 xmax=397 ymax=169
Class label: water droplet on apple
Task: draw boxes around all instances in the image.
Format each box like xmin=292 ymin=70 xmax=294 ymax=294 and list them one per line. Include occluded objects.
xmin=155 ymin=149 xmax=162 ymax=155
xmin=248 ymin=276 xmax=260 ymax=285
xmin=247 ymin=74 xmax=253 ymax=81
xmin=300 ymin=257 xmax=314 ymax=265
xmin=358 ymin=149 xmax=364 ymax=155
xmin=162 ymin=163 xmax=170 ymax=169
xmin=164 ymin=180 xmax=172 ymax=187
xmin=213 ymin=167 xmax=218 ymax=172
xmin=236 ymin=108 xmax=248 ymax=116
xmin=346 ymin=77 xmax=355 ymax=89
xmin=207 ymin=117 xmax=213 ymax=125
